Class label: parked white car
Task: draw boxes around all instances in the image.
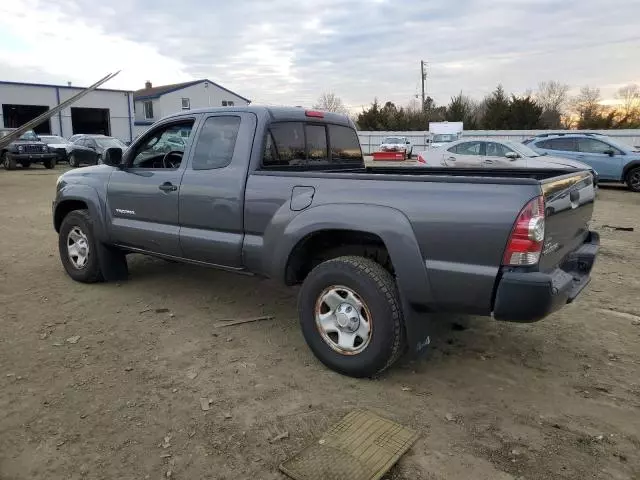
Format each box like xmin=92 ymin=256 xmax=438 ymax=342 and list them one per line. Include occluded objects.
xmin=379 ymin=136 xmax=413 ymax=158
xmin=416 ymin=139 xmax=596 ymax=177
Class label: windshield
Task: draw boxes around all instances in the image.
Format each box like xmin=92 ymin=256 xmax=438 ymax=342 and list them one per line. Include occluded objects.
xmin=19 ymin=131 xmax=39 ymax=141
xmin=382 ymin=137 xmax=404 ymax=144
xmin=599 ymin=137 xmax=633 ymax=152
xmin=432 ymin=134 xmax=457 ymax=143
xmin=41 ymin=136 xmax=67 ymax=144
xmin=95 ymin=137 xmax=126 ymax=149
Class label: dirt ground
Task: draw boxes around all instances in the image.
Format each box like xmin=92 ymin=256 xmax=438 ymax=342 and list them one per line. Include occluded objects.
xmin=1 ymin=167 xmax=639 ymax=480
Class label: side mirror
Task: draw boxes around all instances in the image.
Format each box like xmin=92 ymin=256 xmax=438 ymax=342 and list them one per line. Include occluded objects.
xmin=505 ymin=152 xmax=519 ymax=160
xmin=103 ymin=147 xmax=123 ymax=167
xmin=604 ymin=149 xmax=615 ymax=157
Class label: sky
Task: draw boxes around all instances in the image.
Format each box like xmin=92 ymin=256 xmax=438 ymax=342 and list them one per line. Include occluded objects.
xmin=0 ymin=0 xmax=639 ymax=111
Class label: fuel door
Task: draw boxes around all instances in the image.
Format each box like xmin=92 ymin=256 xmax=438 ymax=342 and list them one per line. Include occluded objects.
xmin=290 ymin=186 xmax=315 ymax=211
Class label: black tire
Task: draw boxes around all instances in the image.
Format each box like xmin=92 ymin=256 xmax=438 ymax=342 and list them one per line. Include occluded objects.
xmin=626 ymin=167 xmax=640 ymax=192
xmin=58 ymin=209 xmax=104 ymax=283
xmin=407 ymin=149 xmax=413 ymax=159
xmin=298 ymin=256 xmax=405 ymax=378
xmin=43 ymin=159 xmax=54 ymax=169
xmin=2 ymin=152 xmax=16 ymax=170
xmin=69 ymin=153 xmax=79 ymax=168
xmin=21 ymin=161 xmax=31 ymax=169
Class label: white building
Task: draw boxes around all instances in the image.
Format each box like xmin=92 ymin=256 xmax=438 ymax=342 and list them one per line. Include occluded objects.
xmin=0 ymin=80 xmax=134 ymax=141
xmin=133 ymin=79 xmax=251 ymax=137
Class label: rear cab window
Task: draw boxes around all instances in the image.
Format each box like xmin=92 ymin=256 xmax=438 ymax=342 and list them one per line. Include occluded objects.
xmin=262 ymin=121 xmax=362 ymax=169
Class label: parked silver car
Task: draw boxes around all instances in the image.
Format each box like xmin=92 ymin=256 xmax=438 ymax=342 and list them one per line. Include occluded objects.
xmin=417 ymin=139 xmax=596 ymax=179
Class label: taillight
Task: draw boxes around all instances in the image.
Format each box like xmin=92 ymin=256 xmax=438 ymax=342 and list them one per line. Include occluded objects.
xmin=502 ymin=196 xmax=545 ymax=266
xmin=417 ymin=154 xmax=426 ymax=164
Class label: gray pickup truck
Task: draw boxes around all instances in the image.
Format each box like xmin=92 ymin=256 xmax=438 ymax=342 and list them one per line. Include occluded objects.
xmin=52 ymin=107 xmax=599 ymax=377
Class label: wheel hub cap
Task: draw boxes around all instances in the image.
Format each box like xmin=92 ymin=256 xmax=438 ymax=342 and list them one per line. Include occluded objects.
xmin=67 ymin=226 xmax=89 ymax=269
xmin=314 ymin=286 xmax=372 ymax=355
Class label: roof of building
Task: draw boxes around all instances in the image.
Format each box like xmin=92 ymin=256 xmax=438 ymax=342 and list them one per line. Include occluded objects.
xmin=0 ymin=80 xmax=132 ymax=93
xmin=133 ymin=79 xmax=251 ymax=103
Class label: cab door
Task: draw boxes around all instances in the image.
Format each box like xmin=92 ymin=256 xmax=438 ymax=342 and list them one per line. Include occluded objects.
xmin=106 ymin=118 xmax=198 ymax=256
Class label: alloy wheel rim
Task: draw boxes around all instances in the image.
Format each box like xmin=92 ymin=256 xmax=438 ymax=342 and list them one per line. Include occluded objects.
xmin=67 ymin=226 xmax=90 ymax=269
xmin=314 ymin=285 xmax=372 ymax=355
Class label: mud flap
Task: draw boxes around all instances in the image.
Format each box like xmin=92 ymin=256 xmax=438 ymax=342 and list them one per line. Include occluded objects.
xmin=400 ymin=295 xmax=433 ymax=359
xmin=97 ymin=243 xmax=128 ymax=282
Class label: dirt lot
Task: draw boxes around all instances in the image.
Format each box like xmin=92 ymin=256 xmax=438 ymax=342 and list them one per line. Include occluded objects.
xmin=1 ymin=168 xmax=639 ymax=480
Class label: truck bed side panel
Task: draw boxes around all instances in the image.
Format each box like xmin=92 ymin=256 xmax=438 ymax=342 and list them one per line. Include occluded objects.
xmin=243 ymin=172 xmax=541 ymax=314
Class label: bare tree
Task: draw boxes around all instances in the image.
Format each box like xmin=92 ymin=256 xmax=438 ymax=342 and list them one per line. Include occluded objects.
xmin=313 ymin=92 xmax=349 ymax=114
xmin=615 ymin=84 xmax=640 ymax=118
xmin=535 ymin=81 xmax=570 ymax=128
xmin=535 ymin=81 xmax=570 ymax=112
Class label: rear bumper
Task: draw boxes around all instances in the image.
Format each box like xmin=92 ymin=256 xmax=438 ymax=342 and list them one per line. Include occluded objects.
xmin=493 ymin=231 xmax=599 ymax=322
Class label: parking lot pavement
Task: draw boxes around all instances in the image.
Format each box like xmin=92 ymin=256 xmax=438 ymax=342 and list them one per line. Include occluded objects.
xmin=1 ymin=168 xmax=639 ymax=479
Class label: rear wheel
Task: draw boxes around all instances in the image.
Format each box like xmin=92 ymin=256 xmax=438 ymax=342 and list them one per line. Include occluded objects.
xmin=298 ymin=256 xmax=404 ymax=378
xmin=626 ymin=167 xmax=640 ymax=192
xmin=68 ymin=153 xmax=79 ymax=168
xmin=58 ymin=210 xmax=104 ymax=283
xmin=43 ymin=159 xmax=55 ymax=169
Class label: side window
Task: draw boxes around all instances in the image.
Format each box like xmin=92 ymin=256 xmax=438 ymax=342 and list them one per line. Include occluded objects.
xmin=447 ymin=145 xmax=459 ymax=154
xmin=191 ymin=116 xmax=241 ymax=170
xmin=328 ymin=124 xmax=362 ymax=162
xmin=486 ymin=142 xmax=512 ymax=157
xmin=577 ymin=138 xmax=620 ymax=155
xmin=548 ymin=138 xmax=576 ymax=151
xmin=536 ymin=140 xmax=551 ymax=149
xmin=130 ymin=121 xmax=194 ymax=168
xmin=456 ymin=141 xmax=482 ymax=155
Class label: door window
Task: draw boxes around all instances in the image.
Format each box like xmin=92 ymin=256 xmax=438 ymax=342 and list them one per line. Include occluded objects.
xmin=576 ymin=138 xmax=621 ymax=155
xmin=545 ymin=138 xmax=577 ymax=152
xmin=130 ymin=121 xmax=194 ymax=169
xmin=451 ymin=141 xmax=482 ymax=155
xmin=485 ymin=142 xmax=514 ymax=157
xmin=191 ymin=116 xmax=241 ymax=170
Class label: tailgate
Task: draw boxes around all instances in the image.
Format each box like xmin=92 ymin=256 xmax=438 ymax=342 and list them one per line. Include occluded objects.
xmin=538 ymin=171 xmax=595 ymax=272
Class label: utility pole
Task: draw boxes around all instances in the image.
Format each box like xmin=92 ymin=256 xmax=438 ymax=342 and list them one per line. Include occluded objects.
xmin=420 ymin=60 xmax=428 ymax=112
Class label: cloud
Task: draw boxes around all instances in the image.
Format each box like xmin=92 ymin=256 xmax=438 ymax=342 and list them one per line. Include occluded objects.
xmin=1 ymin=0 xmax=639 ymax=110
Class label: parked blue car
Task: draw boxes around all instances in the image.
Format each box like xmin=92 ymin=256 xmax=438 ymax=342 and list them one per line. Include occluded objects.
xmin=525 ymin=133 xmax=640 ymax=191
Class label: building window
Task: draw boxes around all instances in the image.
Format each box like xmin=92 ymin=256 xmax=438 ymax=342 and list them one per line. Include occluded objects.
xmin=181 ymin=98 xmax=190 ymax=110
xmin=144 ymin=101 xmax=154 ymax=119
xmin=222 ymin=100 xmax=234 ymax=107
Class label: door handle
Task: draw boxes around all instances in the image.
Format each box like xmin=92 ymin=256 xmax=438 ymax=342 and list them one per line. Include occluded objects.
xmin=159 ymin=182 xmax=177 ymax=192
xmin=447 ymin=156 xmax=456 ymax=162
xmin=484 ymin=159 xmax=494 ymax=164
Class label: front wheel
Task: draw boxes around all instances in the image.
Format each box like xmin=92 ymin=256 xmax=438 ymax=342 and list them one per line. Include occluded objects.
xmin=58 ymin=210 xmax=104 ymax=283
xmin=43 ymin=159 xmax=54 ymax=169
xmin=21 ymin=161 xmax=31 ymax=169
xmin=626 ymin=167 xmax=640 ymax=192
xmin=2 ymin=152 xmax=16 ymax=170
xmin=298 ymin=256 xmax=405 ymax=378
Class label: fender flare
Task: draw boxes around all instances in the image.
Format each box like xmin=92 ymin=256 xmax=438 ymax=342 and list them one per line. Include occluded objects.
xmin=54 ymin=185 xmax=108 ymax=241
xmin=266 ymin=203 xmax=435 ymax=355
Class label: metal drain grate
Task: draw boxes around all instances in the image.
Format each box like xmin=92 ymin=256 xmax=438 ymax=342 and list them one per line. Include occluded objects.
xmin=280 ymin=409 xmax=419 ymax=480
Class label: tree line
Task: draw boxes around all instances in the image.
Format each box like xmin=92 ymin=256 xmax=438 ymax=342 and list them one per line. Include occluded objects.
xmin=313 ymin=82 xmax=640 ymax=131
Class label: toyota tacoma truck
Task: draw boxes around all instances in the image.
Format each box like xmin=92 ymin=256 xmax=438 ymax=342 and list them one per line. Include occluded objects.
xmin=0 ymin=128 xmax=57 ymax=170
xmin=52 ymin=107 xmax=599 ymax=378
